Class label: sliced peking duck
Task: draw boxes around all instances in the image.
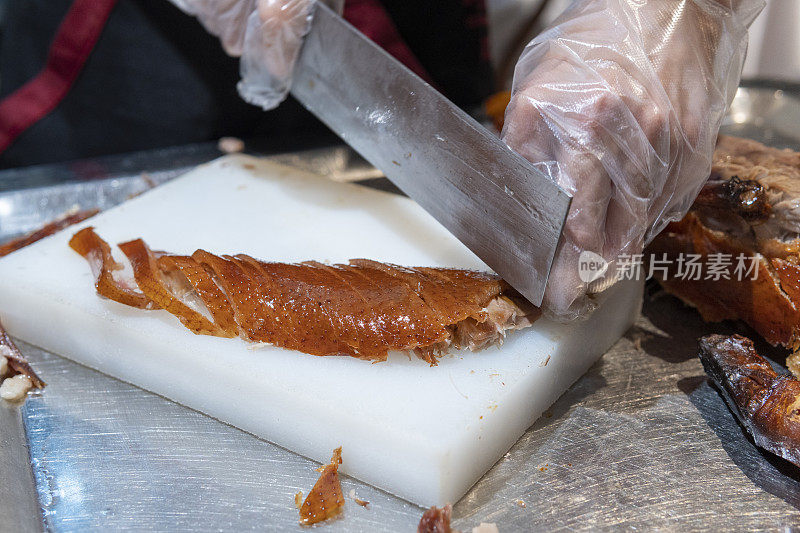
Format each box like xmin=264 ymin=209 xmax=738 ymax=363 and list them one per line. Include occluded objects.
xmin=69 ymin=228 xmax=539 ymax=364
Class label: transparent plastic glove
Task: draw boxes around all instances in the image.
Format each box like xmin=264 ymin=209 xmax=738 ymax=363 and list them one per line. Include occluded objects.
xmin=502 ymin=0 xmax=764 ymax=321
xmin=237 ymin=0 xmax=344 ymax=109
xmin=170 ymin=0 xmax=343 ymax=110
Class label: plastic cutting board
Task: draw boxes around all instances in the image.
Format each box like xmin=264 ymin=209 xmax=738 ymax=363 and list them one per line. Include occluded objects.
xmin=0 ymin=155 xmax=642 ymax=506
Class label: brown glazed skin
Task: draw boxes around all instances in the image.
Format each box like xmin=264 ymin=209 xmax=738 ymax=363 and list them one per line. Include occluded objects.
xmin=0 ymin=319 xmax=45 ymax=388
xmin=298 ymin=447 xmax=345 ymax=525
xmin=0 ymin=209 xmax=100 ymax=390
xmin=69 ymin=228 xmax=537 ymax=363
xmin=0 ymin=209 xmax=98 ymax=258
xmin=417 ymin=504 xmax=456 ymax=533
xmin=692 ymin=176 xmax=771 ymax=223
xmin=698 ymin=334 xmax=800 ymax=466
xmin=648 ymin=135 xmax=800 ymax=351
xmin=649 ymin=213 xmax=800 ymax=350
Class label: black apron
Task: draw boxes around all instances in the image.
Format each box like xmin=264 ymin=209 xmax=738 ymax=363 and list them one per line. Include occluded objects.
xmin=0 ymin=0 xmax=492 ymax=169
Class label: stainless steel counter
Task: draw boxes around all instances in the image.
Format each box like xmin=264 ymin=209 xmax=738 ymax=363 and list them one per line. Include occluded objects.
xmin=2 ymin=87 xmax=800 ymax=532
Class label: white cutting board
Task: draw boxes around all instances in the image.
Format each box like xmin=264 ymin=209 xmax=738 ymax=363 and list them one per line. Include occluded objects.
xmin=0 ymin=156 xmax=641 ymax=507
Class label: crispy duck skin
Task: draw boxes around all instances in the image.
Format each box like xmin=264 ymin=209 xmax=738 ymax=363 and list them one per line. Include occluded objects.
xmin=0 ymin=208 xmax=99 ymax=391
xmin=298 ymin=447 xmax=345 ymax=525
xmin=0 ymin=209 xmax=98 ymax=258
xmin=692 ymin=176 xmax=771 ymax=223
xmin=648 ymin=135 xmax=800 ymax=351
xmin=69 ymin=228 xmax=539 ymax=363
xmin=70 ymin=227 xmax=155 ymax=309
xmin=698 ymin=334 xmax=800 ymax=467
xmin=418 ymin=504 xmax=458 ymax=533
xmin=0 ymin=319 xmax=44 ymax=388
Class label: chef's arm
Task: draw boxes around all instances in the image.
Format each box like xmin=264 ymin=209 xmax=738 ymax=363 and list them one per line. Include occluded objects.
xmin=502 ymin=0 xmax=765 ymax=321
xmin=168 ymin=0 xmax=342 ymax=110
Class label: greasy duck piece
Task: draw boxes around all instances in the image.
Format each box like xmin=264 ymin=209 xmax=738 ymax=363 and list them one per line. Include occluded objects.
xmin=0 ymin=210 xmax=96 ymax=396
xmin=69 ymin=228 xmax=155 ymax=309
xmin=698 ymin=334 xmax=800 ymax=467
xmin=648 ymin=135 xmax=800 ymax=351
xmin=119 ymin=240 xmax=224 ymax=336
xmin=69 ymin=228 xmax=539 ymax=363
xmin=158 ymin=255 xmax=238 ymax=337
xmin=692 ymin=176 xmax=771 ymax=223
xmin=711 ymin=135 xmax=800 ymax=242
xmin=650 ymin=213 xmax=800 ymax=349
xmin=418 ymin=504 xmax=458 ymax=533
xmin=484 ymin=91 xmax=511 ymax=132
xmin=299 ymin=447 xmax=345 ymax=525
xmin=0 ymin=209 xmax=98 ymax=258
xmin=0 ymin=318 xmax=44 ymax=389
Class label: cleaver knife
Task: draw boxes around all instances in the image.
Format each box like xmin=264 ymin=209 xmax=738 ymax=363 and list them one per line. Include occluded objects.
xmin=290 ymin=2 xmax=571 ymax=306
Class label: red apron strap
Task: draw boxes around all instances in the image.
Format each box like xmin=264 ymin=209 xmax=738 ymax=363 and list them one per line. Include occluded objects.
xmin=0 ymin=0 xmax=117 ymax=155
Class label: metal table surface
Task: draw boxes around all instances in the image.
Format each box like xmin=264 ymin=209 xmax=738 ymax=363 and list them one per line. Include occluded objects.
xmin=2 ymin=87 xmax=800 ymax=532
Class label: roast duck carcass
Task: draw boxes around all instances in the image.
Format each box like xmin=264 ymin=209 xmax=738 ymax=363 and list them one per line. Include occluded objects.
xmin=648 ymin=135 xmax=800 ymax=359
xmin=69 ymin=229 xmax=539 ymax=364
xmin=648 ymin=136 xmax=800 ymax=464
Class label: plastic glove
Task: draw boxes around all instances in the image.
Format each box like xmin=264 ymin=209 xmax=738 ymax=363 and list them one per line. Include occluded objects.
xmin=502 ymin=0 xmax=764 ymax=321
xmin=170 ymin=0 xmax=343 ymax=110
xmin=238 ymin=0 xmax=342 ymax=110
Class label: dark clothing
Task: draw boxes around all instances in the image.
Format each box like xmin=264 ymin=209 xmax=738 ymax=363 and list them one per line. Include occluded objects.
xmin=0 ymin=0 xmax=492 ymax=169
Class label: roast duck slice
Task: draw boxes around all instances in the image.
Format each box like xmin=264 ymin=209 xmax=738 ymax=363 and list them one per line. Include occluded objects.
xmin=69 ymin=229 xmax=539 ymax=364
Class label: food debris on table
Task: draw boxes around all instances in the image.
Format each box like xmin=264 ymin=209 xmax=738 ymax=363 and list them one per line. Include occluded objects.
xmin=69 ymin=228 xmax=539 ymax=364
xmin=0 ymin=319 xmax=44 ymax=402
xmin=698 ymin=334 xmax=800 ymax=466
xmin=298 ymin=447 xmax=345 ymax=525
xmin=471 ymin=523 xmax=499 ymax=533
xmin=418 ymin=504 xmax=457 ymax=533
xmin=348 ymin=488 xmax=369 ymax=508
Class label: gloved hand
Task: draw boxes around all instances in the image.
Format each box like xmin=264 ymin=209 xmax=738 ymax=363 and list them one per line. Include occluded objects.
xmin=170 ymin=0 xmax=343 ymax=110
xmin=502 ymin=0 xmax=764 ymax=321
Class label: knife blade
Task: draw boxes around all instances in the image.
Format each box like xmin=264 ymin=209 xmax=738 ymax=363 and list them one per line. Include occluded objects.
xmin=290 ymin=3 xmax=571 ymax=306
